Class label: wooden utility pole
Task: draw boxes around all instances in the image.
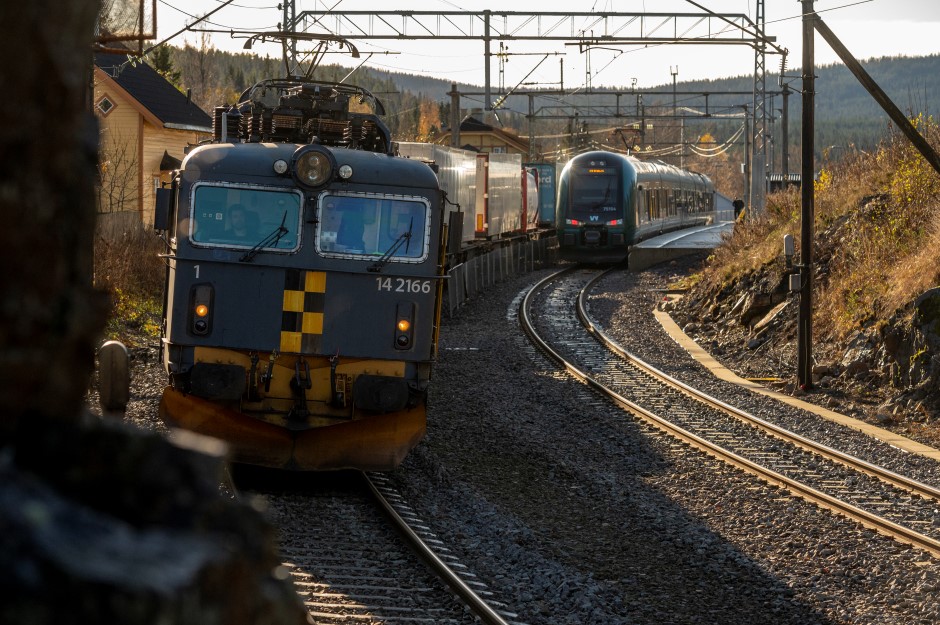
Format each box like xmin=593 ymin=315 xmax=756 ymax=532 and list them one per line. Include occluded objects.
xmin=813 ymin=16 xmax=940 ymax=176
xmin=793 ymin=0 xmax=940 ymax=389
xmin=449 ymin=83 xmax=461 ymax=148
xmin=781 ymin=82 xmax=790 ymax=179
xmin=798 ymin=0 xmax=816 ymax=389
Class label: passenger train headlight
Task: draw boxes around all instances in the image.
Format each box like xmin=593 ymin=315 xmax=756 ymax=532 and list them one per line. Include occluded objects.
xmin=292 ymin=146 xmax=336 ymax=188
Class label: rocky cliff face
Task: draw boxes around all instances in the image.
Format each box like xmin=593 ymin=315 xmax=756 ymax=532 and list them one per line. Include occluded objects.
xmin=875 ymin=288 xmax=940 ymax=422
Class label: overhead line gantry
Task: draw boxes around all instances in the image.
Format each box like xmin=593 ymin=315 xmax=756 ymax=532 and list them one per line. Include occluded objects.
xmin=282 ymin=5 xmax=781 ymax=212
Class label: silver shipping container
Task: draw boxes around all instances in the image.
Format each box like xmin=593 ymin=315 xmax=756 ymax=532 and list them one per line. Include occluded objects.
xmin=397 ymin=144 xmax=527 ymax=242
xmin=475 ymin=151 xmax=523 ymax=238
xmin=396 ymin=143 xmax=478 ymax=245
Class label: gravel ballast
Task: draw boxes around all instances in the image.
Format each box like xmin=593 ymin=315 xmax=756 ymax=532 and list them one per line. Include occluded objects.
xmin=389 ymin=258 xmax=940 ymax=625
xmin=90 ymin=257 xmax=940 ymax=624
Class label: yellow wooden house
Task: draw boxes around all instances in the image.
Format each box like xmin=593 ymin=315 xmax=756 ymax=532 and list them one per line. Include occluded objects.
xmin=438 ymin=115 xmax=531 ymax=155
xmin=94 ymin=53 xmax=213 ymax=225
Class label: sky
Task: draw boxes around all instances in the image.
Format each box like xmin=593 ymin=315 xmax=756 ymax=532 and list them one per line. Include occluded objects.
xmin=151 ymin=0 xmax=940 ymax=90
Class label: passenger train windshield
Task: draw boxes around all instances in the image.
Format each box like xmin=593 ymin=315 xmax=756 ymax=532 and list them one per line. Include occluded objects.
xmin=316 ymin=193 xmax=430 ymax=263
xmin=569 ymin=168 xmax=621 ymax=221
xmin=191 ymin=184 xmax=302 ymax=251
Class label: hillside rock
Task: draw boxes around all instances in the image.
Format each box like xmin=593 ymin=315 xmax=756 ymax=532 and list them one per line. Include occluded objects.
xmin=875 ymin=288 xmax=940 ymax=421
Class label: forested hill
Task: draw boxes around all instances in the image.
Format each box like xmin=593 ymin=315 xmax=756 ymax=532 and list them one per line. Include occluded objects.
xmin=671 ymin=54 xmax=940 ymax=151
xmin=165 ymin=43 xmax=939 ymax=150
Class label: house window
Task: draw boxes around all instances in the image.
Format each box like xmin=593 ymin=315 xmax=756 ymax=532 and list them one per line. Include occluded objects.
xmin=491 ymin=146 xmax=506 ymax=154
xmin=96 ymin=95 xmax=115 ymax=116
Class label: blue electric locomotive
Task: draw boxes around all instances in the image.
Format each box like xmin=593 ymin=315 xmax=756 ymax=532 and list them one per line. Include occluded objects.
xmin=155 ymin=78 xmax=446 ymax=471
xmin=556 ymin=150 xmax=716 ymax=262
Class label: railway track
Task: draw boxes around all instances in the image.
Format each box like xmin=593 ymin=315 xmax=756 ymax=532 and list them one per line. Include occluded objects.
xmin=521 ymin=266 xmax=940 ymax=559
xmin=247 ymin=471 xmax=522 ymax=625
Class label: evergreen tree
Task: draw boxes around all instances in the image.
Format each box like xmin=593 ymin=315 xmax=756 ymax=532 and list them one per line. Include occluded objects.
xmin=149 ymin=44 xmax=182 ymax=89
xmin=225 ymin=64 xmax=247 ymax=93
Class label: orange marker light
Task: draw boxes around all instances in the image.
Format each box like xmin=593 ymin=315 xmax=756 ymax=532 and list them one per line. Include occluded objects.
xmin=195 ymin=304 xmax=209 ymax=317
xmin=397 ymin=319 xmax=411 ymax=332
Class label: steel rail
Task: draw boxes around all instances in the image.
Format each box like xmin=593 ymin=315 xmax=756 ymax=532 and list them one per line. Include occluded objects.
xmin=520 ymin=268 xmax=940 ymax=559
xmin=362 ymin=472 xmax=514 ymax=625
xmin=576 ymin=268 xmax=940 ymax=504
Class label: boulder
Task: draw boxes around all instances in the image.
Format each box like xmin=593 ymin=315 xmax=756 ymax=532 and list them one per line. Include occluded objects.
xmin=4 ymin=413 xmax=311 ymax=625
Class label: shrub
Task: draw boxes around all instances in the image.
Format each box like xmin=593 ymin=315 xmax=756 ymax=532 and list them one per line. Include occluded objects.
xmin=93 ymin=215 xmax=165 ymax=342
xmin=696 ymin=114 xmax=940 ymax=343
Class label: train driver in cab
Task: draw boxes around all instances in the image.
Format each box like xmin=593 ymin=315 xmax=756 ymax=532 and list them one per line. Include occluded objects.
xmin=337 ymin=205 xmax=366 ymax=251
xmin=225 ymin=203 xmax=254 ymax=241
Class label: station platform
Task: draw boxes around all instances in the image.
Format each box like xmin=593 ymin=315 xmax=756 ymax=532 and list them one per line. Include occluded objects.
xmin=628 ymin=221 xmax=735 ymax=271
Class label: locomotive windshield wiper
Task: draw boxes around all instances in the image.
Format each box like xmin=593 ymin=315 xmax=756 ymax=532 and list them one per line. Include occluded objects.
xmin=240 ymin=211 xmax=288 ymax=262
xmin=367 ymin=217 xmax=413 ymax=273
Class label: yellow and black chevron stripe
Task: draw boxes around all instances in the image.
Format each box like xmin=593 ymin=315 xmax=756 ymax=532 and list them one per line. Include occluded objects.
xmin=280 ymin=269 xmax=326 ymax=353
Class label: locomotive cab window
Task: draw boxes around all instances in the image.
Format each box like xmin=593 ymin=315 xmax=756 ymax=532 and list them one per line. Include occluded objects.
xmin=316 ymin=193 xmax=430 ymax=263
xmin=190 ymin=183 xmax=302 ymax=252
xmin=569 ymin=168 xmax=621 ymax=222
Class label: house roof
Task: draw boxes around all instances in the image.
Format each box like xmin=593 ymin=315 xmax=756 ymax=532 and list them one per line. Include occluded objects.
xmin=458 ymin=115 xmax=529 ymax=152
xmin=459 ymin=116 xmax=495 ymax=132
xmin=95 ymin=53 xmax=213 ymax=132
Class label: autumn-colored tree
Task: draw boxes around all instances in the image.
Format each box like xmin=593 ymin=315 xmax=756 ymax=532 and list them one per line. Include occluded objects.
xmin=175 ymin=33 xmax=218 ymax=111
xmin=417 ymin=98 xmax=441 ymax=140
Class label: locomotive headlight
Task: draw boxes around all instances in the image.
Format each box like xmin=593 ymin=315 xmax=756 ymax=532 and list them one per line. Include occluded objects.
xmin=272 ymin=159 xmax=289 ymax=174
xmin=338 ymin=164 xmax=353 ymax=179
xmin=190 ymin=284 xmax=214 ymax=336
xmin=394 ymin=303 xmax=415 ymax=350
xmin=608 ymin=219 xmax=624 ymax=226
xmin=292 ymin=146 xmax=336 ymax=188
xmin=296 ymin=152 xmax=331 ymax=185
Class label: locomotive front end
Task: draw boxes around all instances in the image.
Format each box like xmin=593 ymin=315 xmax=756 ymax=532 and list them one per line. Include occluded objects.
xmin=156 ymin=81 xmax=445 ymax=470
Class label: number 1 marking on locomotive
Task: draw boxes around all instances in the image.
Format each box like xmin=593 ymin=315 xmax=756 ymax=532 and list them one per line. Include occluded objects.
xmin=194 ymin=264 xmax=200 ymax=279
